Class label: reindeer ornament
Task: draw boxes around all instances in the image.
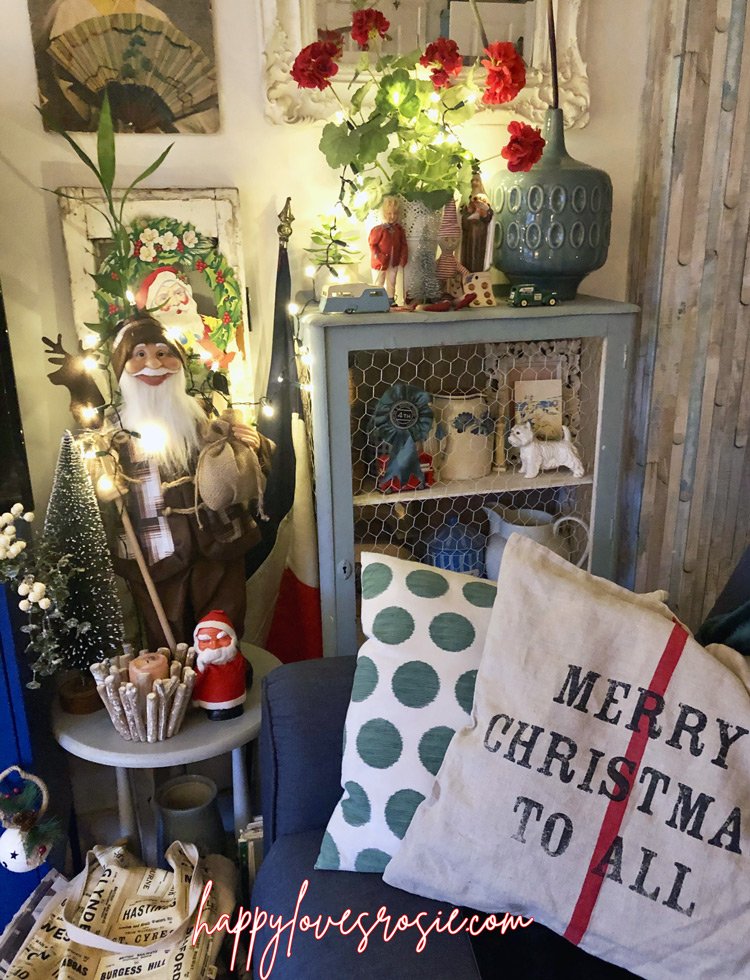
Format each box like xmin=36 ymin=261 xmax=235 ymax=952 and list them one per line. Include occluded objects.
xmin=43 ymin=333 xmax=106 ymax=429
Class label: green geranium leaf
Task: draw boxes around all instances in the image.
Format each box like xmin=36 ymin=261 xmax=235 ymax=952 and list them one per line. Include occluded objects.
xmin=402 ymin=188 xmax=454 ymax=210
xmin=320 ymin=121 xmax=362 ymax=170
xmin=399 ymin=93 xmax=422 ymax=119
xmin=358 ymin=124 xmax=392 ymax=164
xmin=350 ymin=81 xmax=372 ymax=113
xmin=391 ymin=49 xmax=422 ymax=71
xmin=374 ymin=69 xmax=415 ymax=116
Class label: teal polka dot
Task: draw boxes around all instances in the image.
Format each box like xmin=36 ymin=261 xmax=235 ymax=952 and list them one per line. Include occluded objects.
xmin=372 ymin=606 xmax=415 ymax=645
xmin=341 ymin=781 xmax=371 ymax=827
xmin=352 ymin=656 xmax=378 ymax=702
xmin=406 ymin=569 xmax=449 ymax=598
xmin=357 ymin=718 xmax=402 ymax=768
xmin=429 ymin=612 xmax=475 ymax=652
xmin=419 ymin=726 xmax=455 ymax=775
xmin=455 ymin=670 xmax=478 ymax=714
xmin=392 ymin=661 xmax=440 ymax=708
xmin=463 ymin=581 xmax=497 ymax=607
xmin=316 ymin=831 xmax=340 ymax=869
xmin=385 ymin=789 xmax=426 ymax=840
xmin=354 ymin=848 xmax=391 ymax=873
xmin=362 ymin=562 xmax=393 ymax=599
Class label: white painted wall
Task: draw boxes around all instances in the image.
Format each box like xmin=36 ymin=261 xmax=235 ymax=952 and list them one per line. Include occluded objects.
xmin=0 ymin=0 xmax=651 ymax=512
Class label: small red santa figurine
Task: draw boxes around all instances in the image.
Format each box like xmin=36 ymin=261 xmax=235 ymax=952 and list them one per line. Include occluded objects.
xmin=192 ymin=611 xmax=250 ymax=720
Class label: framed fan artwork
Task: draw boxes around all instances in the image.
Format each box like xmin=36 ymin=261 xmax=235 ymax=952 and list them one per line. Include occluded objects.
xmin=27 ymin=0 xmax=219 ymax=133
xmin=57 ymin=187 xmax=254 ymax=403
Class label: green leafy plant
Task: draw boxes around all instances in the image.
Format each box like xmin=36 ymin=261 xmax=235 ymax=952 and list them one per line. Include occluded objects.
xmin=318 ymin=55 xmax=479 ymax=217
xmin=42 ymin=91 xmax=173 ymax=332
xmin=291 ymin=5 xmax=530 ymax=218
xmin=305 ymin=214 xmax=363 ymax=276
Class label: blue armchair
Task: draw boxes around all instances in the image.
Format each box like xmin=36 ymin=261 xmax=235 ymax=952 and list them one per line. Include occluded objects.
xmin=251 ymin=656 xmax=633 ymax=978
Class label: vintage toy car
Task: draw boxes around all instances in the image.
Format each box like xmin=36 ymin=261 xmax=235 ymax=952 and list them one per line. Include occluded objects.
xmin=508 ymin=284 xmax=559 ymax=307
xmin=319 ymin=282 xmax=391 ymax=313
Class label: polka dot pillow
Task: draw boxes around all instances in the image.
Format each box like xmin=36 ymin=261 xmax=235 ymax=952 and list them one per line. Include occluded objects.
xmin=315 ymin=552 xmax=497 ymax=874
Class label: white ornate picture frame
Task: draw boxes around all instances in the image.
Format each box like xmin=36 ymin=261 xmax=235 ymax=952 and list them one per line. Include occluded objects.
xmin=260 ymin=0 xmax=590 ymax=128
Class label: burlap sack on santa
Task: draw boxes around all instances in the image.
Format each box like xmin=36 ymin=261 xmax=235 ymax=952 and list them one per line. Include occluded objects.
xmin=195 ymin=410 xmax=266 ymax=513
xmin=384 ymin=535 xmax=750 ymax=979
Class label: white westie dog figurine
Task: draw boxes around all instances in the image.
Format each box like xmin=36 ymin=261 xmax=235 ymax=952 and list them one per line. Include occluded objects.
xmin=508 ymin=421 xmax=585 ymax=479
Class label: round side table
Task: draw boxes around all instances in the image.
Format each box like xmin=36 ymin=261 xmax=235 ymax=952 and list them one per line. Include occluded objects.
xmin=52 ymin=645 xmax=279 ymax=856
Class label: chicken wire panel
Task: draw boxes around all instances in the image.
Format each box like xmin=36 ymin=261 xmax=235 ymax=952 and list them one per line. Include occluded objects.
xmin=349 ymin=337 xmax=603 ymax=589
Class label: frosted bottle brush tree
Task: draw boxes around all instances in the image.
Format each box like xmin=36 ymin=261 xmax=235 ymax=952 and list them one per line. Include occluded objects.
xmin=0 ymin=434 xmax=125 ymax=687
xmin=43 ymin=432 xmax=125 ymax=674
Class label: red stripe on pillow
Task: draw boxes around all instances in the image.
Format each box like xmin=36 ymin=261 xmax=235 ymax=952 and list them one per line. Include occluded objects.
xmin=564 ymin=621 xmax=690 ymax=945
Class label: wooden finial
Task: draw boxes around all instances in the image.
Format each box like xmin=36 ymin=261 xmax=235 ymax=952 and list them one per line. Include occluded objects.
xmin=277 ymin=197 xmax=295 ymax=248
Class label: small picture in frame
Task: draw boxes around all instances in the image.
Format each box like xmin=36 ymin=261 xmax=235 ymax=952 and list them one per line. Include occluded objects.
xmin=513 ymin=378 xmax=564 ymax=439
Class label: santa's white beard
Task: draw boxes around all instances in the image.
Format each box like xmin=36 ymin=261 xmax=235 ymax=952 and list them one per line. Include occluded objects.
xmin=196 ymin=641 xmax=238 ymax=671
xmin=118 ymin=368 xmax=206 ymax=475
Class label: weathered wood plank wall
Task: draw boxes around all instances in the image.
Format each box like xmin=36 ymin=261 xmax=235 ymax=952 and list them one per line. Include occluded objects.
xmin=622 ymin=0 xmax=750 ymax=628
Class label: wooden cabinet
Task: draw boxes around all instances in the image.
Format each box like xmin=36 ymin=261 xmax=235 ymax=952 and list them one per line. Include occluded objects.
xmin=301 ymin=297 xmax=637 ymax=657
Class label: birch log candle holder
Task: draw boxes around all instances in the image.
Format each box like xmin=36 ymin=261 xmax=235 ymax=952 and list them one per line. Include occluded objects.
xmin=90 ymin=642 xmax=197 ymax=742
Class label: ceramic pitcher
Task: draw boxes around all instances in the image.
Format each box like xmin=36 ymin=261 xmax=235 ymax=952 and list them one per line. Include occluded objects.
xmin=484 ymin=506 xmax=590 ymax=580
xmin=155 ymin=774 xmax=225 ymax=867
xmin=425 ymin=515 xmax=485 ymax=577
xmin=432 ymin=393 xmax=494 ymax=481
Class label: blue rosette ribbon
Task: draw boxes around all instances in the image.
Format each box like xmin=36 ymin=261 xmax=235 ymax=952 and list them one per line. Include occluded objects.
xmin=370 ymin=383 xmax=434 ymax=486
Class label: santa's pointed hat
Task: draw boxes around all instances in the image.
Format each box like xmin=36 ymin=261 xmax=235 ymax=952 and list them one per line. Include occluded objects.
xmin=110 ymin=313 xmax=186 ymax=380
xmin=194 ymin=610 xmax=237 ymax=642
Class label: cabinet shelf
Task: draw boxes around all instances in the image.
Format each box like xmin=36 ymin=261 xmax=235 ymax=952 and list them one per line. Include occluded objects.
xmin=353 ymin=470 xmax=594 ymax=506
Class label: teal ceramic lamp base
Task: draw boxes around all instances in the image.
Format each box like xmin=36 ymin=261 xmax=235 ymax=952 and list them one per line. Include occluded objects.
xmin=489 ymin=109 xmax=612 ymax=301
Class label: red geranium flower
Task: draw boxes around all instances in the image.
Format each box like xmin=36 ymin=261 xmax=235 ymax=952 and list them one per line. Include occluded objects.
xmin=482 ymin=41 xmax=526 ymax=105
xmin=501 ymin=121 xmax=545 ymax=173
xmin=291 ymin=41 xmax=340 ymax=90
xmin=318 ymin=28 xmax=345 ymax=57
xmin=195 ymin=259 xmax=207 ymax=272
xmin=351 ymin=8 xmax=390 ymax=50
xmin=419 ymin=38 xmax=463 ymax=90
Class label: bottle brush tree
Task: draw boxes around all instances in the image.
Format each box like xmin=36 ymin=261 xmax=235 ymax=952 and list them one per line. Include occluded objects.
xmin=43 ymin=431 xmax=124 ymax=673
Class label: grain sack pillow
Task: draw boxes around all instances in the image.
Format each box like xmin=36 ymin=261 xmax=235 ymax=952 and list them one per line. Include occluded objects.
xmin=315 ymin=552 xmax=497 ymax=874
xmin=384 ymin=535 xmax=750 ymax=979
